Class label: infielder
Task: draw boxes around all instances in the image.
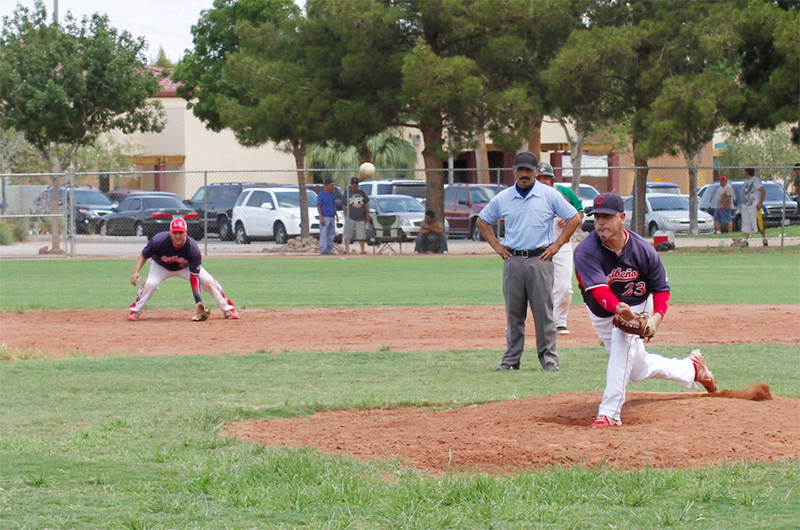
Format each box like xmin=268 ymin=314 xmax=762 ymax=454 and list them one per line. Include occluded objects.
xmin=573 ymin=193 xmax=716 ymax=428
xmin=127 ymin=218 xmax=239 ymax=321
xmin=536 ymin=162 xmax=583 ymax=335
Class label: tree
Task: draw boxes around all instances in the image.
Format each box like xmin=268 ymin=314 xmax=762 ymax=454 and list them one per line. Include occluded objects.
xmin=545 ymin=1 xmax=741 ymax=235
xmin=394 ymin=0 xmax=579 ymax=220
xmin=725 ymin=1 xmax=800 ymax=144
xmin=306 ymin=129 xmax=418 ymax=184
xmin=173 ymin=0 xmax=296 ymax=133
xmin=718 ymin=124 xmax=800 ymax=184
xmin=152 ymin=46 xmax=176 ymax=70
xmin=0 ymin=1 xmax=164 ymax=251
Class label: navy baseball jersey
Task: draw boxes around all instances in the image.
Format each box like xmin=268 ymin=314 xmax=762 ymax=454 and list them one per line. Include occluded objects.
xmin=573 ymin=230 xmax=669 ymax=317
xmin=142 ymin=232 xmax=202 ymax=274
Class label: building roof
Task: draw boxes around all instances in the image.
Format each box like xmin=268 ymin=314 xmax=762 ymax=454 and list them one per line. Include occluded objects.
xmin=145 ymin=66 xmax=182 ymax=98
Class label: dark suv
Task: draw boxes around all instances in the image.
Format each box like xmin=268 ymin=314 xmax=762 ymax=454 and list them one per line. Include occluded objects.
xmin=444 ymin=183 xmax=506 ymax=239
xmin=697 ymin=180 xmax=798 ymax=231
xmin=32 ymin=186 xmax=115 ymax=234
xmin=185 ymin=183 xmax=267 ymax=240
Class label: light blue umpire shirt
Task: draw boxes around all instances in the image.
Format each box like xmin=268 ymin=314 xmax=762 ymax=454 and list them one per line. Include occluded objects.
xmin=479 ymin=181 xmax=579 ymax=250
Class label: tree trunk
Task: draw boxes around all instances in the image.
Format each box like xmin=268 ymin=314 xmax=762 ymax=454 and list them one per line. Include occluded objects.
xmin=529 ymin=120 xmax=542 ymax=160
xmin=475 ymin=131 xmax=490 ymax=183
xmin=420 ymin=126 xmax=445 ymax=223
xmin=632 ymin=146 xmax=649 ymax=237
xmin=571 ymin=131 xmax=585 ymax=194
xmin=681 ymin=147 xmax=703 ymax=235
xmin=292 ymin=142 xmax=310 ymax=239
xmin=50 ymin=155 xmax=62 ymax=253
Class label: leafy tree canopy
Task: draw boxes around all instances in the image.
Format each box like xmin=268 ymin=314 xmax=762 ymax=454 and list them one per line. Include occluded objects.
xmin=0 ymin=1 xmax=165 ymax=171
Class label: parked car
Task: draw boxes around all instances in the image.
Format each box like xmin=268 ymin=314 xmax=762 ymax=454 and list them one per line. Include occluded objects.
xmin=231 ymin=187 xmax=342 ymax=244
xmin=366 ymin=194 xmax=449 ymax=243
xmin=32 ymin=186 xmax=115 ymax=234
xmin=622 ymin=194 xmax=714 ymax=236
xmin=105 ymin=189 xmax=180 ymax=205
xmin=307 ymin=183 xmax=345 ymax=211
xmin=184 ymin=183 xmax=276 ymax=241
xmin=443 ymin=183 xmax=506 ymax=240
xmin=100 ymin=194 xmax=204 ymax=240
xmin=573 ymin=183 xmax=601 ymax=232
xmin=697 ymin=180 xmax=798 ymax=231
xmin=359 ymin=179 xmax=427 ymax=203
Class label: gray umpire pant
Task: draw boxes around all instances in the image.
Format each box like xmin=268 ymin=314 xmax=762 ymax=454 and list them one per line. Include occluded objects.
xmin=501 ymin=255 xmax=558 ymax=368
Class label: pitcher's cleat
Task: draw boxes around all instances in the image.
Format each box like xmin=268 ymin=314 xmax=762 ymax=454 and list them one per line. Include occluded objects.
xmin=591 ymin=415 xmax=621 ymax=428
xmin=224 ymin=309 xmax=240 ymax=320
xmin=690 ymin=349 xmax=717 ymax=393
xmin=126 ymin=311 xmax=139 ymax=321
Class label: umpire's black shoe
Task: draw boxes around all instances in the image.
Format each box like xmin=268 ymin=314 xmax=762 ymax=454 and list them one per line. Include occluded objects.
xmin=543 ymin=362 xmax=560 ymax=372
xmin=495 ymin=363 xmax=520 ymax=371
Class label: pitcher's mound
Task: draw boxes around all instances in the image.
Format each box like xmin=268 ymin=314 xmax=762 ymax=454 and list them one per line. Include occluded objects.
xmin=227 ymin=386 xmax=799 ymax=472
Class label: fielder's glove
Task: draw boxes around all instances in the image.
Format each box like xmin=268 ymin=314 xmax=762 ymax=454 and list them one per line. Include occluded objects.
xmin=192 ymin=302 xmax=211 ymax=322
xmin=612 ymin=312 xmax=656 ymax=340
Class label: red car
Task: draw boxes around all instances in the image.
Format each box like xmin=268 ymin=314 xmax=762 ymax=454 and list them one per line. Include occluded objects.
xmin=444 ymin=183 xmax=506 ymax=240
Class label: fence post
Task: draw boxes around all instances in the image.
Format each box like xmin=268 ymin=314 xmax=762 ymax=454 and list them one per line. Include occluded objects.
xmin=68 ymin=164 xmax=75 ymax=257
xmin=203 ymin=170 xmax=208 ymax=257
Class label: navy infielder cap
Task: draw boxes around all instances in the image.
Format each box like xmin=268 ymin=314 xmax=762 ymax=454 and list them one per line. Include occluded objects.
xmin=513 ymin=151 xmax=539 ymax=170
xmin=591 ymin=193 xmax=624 ymax=215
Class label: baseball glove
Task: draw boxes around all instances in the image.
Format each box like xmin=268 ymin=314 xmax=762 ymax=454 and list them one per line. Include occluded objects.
xmin=192 ymin=302 xmax=211 ymax=322
xmin=612 ymin=312 xmax=656 ymax=340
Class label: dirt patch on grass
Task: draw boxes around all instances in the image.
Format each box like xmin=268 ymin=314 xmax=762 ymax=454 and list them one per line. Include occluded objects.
xmin=227 ymin=384 xmax=800 ymax=472
xmin=2 ymin=304 xmax=798 ymax=471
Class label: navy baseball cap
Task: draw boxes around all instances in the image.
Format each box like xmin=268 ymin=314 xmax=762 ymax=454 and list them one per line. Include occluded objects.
xmin=591 ymin=193 xmax=624 ymax=215
xmin=350 ymin=177 xmax=359 ymax=184
xmin=513 ymin=151 xmax=539 ymax=170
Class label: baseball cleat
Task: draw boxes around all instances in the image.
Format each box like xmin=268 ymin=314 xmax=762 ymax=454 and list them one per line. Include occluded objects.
xmin=557 ymin=326 xmax=570 ymax=335
xmin=689 ymin=349 xmax=717 ymax=393
xmin=126 ymin=311 xmax=139 ymax=321
xmin=224 ymin=309 xmax=240 ymax=320
xmin=591 ymin=415 xmax=621 ymax=428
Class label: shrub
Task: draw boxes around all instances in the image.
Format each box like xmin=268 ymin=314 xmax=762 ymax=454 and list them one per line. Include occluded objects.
xmin=0 ymin=220 xmax=14 ymax=245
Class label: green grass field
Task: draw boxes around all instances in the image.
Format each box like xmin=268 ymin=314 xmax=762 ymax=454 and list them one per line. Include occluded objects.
xmin=1 ymin=252 xmax=798 ymax=529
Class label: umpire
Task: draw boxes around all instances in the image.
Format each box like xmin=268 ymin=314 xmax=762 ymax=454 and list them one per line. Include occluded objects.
xmin=476 ymin=152 xmax=580 ymax=371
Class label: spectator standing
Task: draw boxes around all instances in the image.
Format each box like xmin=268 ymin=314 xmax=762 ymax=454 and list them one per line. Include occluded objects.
xmin=316 ymin=179 xmax=338 ymax=255
xmin=535 ymin=162 xmax=583 ymax=335
xmin=713 ymin=175 xmax=734 ymax=234
xmin=734 ymin=168 xmax=767 ymax=247
xmin=343 ymin=177 xmax=370 ymax=254
xmin=792 ymin=163 xmax=800 ymax=199
xmin=414 ymin=210 xmax=448 ymax=254
xmin=476 ymin=151 xmax=580 ymax=372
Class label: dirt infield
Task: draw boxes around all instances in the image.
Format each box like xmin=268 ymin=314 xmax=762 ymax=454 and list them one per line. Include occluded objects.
xmin=2 ymin=304 xmax=798 ymax=471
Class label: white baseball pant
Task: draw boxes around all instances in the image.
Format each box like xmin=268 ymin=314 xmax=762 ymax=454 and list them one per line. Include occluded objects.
xmin=129 ymin=261 xmax=235 ymax=315
xmin=588 ymin=298 xmax=694 ymax=422
xmin=552 ymin=242 xmax=573 ymax=329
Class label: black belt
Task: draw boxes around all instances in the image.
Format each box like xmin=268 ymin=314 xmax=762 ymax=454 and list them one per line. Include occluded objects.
xmin=512 ymin=248 xmax=545 ymax=258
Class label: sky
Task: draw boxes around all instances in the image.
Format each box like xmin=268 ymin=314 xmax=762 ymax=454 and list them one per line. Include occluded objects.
xmin=0 ymin=0 xmax=217 ymax=63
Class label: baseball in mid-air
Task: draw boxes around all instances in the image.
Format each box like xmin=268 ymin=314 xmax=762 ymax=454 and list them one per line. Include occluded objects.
xmin=359 ymin=162 xmax=376 ymax=178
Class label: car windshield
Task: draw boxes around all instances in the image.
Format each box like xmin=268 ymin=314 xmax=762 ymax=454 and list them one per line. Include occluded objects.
xmin=145 ymin=197 xmax=186 ymax=209
xmin=764 ymin=184 xmax=790 ymax=201
xmin=393 ymin=184 xmax=426 ymax=199
xmin=273 ymin=190 xmax=314 ymax=208
xmin=579 ymin=186 xmax=599 ymax=201
xmin=376 ymin=196 xmax=425 ymax=213
xmin=649 ymin=196 xmax=689 ymax=211
xmin=469 ymin=186 xmax=503 ymax=203
xmin=72 ymin=190 xmax=113 ymax=206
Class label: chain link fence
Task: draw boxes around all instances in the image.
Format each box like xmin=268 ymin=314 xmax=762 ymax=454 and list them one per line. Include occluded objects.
xmin=1 ymin=165 xmax=797 ymax=259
